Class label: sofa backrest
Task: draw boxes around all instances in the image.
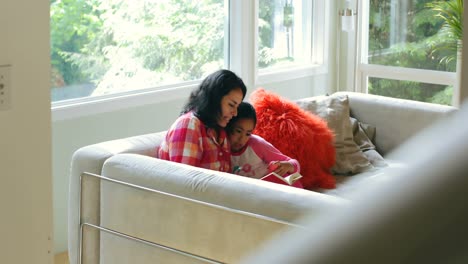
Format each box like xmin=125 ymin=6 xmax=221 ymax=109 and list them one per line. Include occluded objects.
xmin=337 ymin=92 xmax=457 ymax=156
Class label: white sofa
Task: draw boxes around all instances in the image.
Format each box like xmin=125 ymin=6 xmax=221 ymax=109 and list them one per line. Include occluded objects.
xmin=68 ymin=92 xmax=456 ymax=264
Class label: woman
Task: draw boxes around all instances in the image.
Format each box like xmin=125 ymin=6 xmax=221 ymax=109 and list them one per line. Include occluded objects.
xmin=158 ymin=69 xmax=247 ymax=172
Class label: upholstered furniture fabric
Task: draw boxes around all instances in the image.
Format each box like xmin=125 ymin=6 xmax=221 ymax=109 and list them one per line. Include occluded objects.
xmin=336 ymin=92 xmax=455 ymax=155
xmin=68 ymin=132 xmax=165 ymax=264
xmin=100 ymin=154 xmax=344 ymax=263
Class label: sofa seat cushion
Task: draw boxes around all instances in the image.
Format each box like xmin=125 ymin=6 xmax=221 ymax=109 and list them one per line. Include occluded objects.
xmin=321 ymin=159 xmax=408 ymax=199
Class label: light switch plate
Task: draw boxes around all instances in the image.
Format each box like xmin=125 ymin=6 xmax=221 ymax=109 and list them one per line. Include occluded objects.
xmin=0 ymin=65 xmax=11 ymax=111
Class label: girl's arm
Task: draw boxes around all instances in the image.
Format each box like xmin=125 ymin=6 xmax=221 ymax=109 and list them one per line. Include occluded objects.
xmin=249 ymin=135 xmax=300 ymax=175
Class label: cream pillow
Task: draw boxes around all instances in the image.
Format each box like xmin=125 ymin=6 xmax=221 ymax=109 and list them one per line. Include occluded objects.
xmin=350 ymin=117 xmax=387 ymax=168
xmin=296 ymin=94 xmax=371 ymax=175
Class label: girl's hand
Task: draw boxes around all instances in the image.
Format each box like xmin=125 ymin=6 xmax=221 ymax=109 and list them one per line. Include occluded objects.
xmin=269 ymin=161 xmax=294 ymax=176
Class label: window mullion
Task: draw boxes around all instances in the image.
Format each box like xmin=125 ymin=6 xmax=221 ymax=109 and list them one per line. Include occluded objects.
xmin=229 ymin=0 xmax=256 ymax=90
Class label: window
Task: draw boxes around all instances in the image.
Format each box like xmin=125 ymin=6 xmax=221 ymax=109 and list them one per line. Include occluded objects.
xmin=50 ymin=0 xmax=327 ymax=117
xmin=258 ymin=0 xmax=313 ymax=71
xmin=50 ymin=0 xmax=228 ymax=102
xmin=357 ymin=0 xmax=460 ymax=105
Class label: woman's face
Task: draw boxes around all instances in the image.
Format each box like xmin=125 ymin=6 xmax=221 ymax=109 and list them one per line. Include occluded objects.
xmin=229 ymin=118 xmax=255 ymax=152
xmin=217 ymin=88 xmax=244 ymax=127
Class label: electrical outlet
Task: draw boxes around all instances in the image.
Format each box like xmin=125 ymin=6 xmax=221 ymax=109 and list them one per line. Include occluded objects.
xmin=0 ymin=65 xmax=11 ymax=111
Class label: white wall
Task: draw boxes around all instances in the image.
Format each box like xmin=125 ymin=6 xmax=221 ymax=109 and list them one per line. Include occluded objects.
xmin=0 ymin=0 xmax=53 ymax=263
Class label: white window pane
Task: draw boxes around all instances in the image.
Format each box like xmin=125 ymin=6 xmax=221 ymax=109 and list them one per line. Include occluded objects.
xmin=258 ymin=0 xmax=313 ymax=70
xmin=50 ymin=0 xmax=227 ymax=102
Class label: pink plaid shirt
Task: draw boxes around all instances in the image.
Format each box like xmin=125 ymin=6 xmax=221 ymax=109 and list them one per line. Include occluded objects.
xmin=158 ymin=112 xmax=231 ymax=172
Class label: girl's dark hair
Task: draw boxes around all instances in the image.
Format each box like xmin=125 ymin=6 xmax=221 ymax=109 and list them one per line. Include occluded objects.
xmin=182 ymin=69 xmax=247 ymax=128
xmin=226 ymin=101 xmax=257 ymax=133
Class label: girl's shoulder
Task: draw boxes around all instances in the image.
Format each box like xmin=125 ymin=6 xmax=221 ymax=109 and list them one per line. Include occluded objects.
xmin=249 ymin=134 xmax=263 ymax=143
xmin=249 ymin=134 xmax=274 ymax=148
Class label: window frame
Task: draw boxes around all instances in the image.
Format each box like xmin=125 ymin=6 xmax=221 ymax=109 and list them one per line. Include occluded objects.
xmin=51 ymin=0 xmax=329 ymax=121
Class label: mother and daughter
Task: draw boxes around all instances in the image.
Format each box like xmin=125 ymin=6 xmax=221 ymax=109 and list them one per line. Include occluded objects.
xmin=158 ymin=69 xmax=303 ymax=188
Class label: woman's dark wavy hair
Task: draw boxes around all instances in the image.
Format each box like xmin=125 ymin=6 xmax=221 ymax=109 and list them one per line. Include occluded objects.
xmin=182 ymin=69 xmax=247 ymax=128
xmin=226 ymin=101 xmax=257 ymax=133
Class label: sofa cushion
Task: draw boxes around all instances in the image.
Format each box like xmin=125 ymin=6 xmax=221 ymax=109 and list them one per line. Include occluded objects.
xmin=296 ymin=94 xmax=372 ymax=175
xmin=249 ymin=88 xmax=336 ymax=189
xmin=325 ymin=159 xmax=408 ymax=199
xmin=350 ymin=117 xmax=387 ymax=168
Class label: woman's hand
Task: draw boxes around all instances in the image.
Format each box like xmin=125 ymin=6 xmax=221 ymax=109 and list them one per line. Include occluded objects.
xmin=269 ymin=161 xmax=294 ymax=176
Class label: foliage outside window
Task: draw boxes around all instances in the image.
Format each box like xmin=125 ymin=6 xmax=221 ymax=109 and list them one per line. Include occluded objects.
xmin=367 ymin=0 xmax=460 ymax=105
xmin=50 ymin=0 xmax=226 ymax=102
xmin=427 ymin=0 xmax=463 ymax=64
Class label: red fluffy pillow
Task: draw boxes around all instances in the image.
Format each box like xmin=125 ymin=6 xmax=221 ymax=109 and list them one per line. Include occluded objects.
xmin=249 ymin=88 xmax=336 ymax=189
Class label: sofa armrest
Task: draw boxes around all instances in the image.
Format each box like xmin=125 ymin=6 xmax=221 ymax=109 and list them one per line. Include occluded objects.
xmin=336 ymin=92 xmax=457 ymax=156
xmin=68 ymin=132 xmax=165 ymax=264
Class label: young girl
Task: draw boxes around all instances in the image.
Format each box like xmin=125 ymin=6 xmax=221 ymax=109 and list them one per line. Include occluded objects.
xmin=227 ymin=102 xmax=303 ymax=188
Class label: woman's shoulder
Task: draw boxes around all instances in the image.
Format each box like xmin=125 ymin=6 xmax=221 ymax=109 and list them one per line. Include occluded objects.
xmin=177 ymin=112 xmax=196 ymax=121
xmin=166 ymin=112 xmax=208 ymax=139
xmin=173 ymin=112 xmax=203 ymax=129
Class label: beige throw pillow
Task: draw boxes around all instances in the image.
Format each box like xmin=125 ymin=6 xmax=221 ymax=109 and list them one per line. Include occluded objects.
xmin=350 ymin=117 xmax=387 ymax=168
xmin=296 ymin=94 xmax=371 ymax=175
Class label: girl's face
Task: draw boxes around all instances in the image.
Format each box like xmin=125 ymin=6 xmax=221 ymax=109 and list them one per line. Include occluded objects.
xmin=217 ymin=88 xmax=244 ymax=127
xmin=229 ymin=118 xmax=255 ymax=152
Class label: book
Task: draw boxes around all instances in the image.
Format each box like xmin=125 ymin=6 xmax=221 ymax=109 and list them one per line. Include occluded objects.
xmin=261 ymin=171 xmax=303 ymax=186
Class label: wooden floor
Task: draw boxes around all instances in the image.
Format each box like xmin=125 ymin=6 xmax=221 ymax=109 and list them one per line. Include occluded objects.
xmin=55 ymin=252 xmax=69 ymax=264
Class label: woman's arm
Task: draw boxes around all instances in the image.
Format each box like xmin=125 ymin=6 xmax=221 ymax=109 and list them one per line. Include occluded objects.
xmin=162 ymin=114 xmax=203 ymax=166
